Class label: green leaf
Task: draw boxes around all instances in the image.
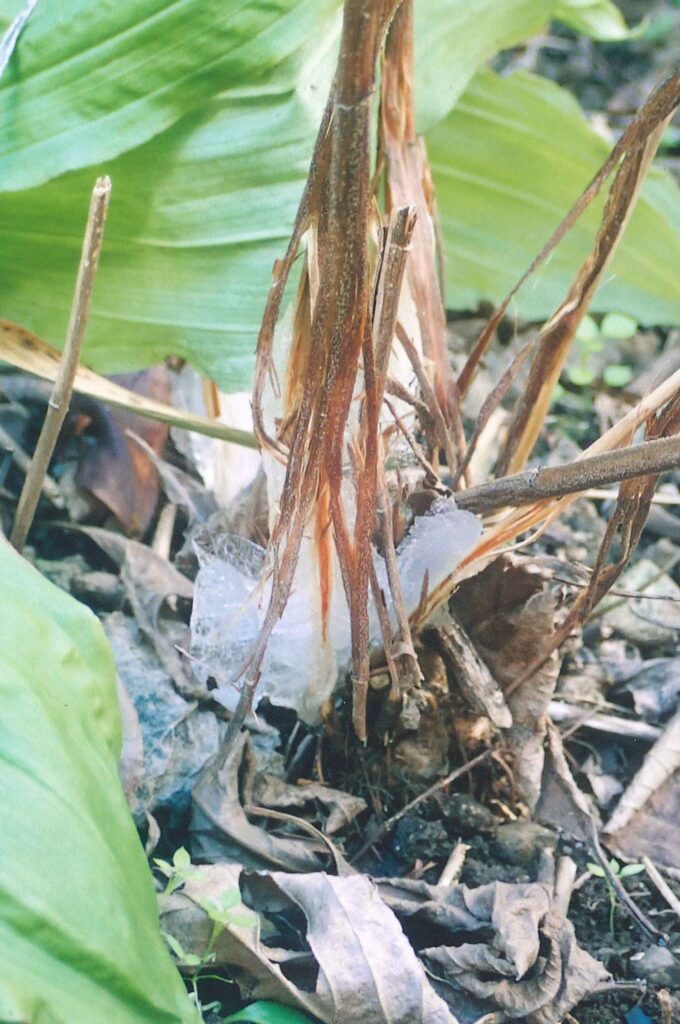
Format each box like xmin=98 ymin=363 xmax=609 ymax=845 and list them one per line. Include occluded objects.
xmin=173 ymin=847 xmax=192 ymax=871
xmin=224 ymin=1002 xmax=318 ymax=1024
xmin=0 ymin=0 xmax=341 ymax=191
xmin=0 ymin=536 xmax=198 ymax=1024
xmin=567 ymin=363 xmax=596 ymax=387
xmin=0 ymin=87 xmax=317 ymax=389
xmin=413 ymin=0 xmax=555 ymax=132
xmin=618 ymin=863 xmax=645 ymax=878
xmin=0 ymin=0 xmax=646 ymax=392
xmin=587 ymin=863 xmax=606 ymax=877
xmin=602 ymin=364 xmax=634 ymax=388
xmin=600 ymin=312 xmax=638 ymax=339
xmin=575 ymin=315 xmax=600 ymax=345
xmin=552 ymin=0 xmax=634 ymax=40
xmin=427 ymin=69 xmax=680 ymax=328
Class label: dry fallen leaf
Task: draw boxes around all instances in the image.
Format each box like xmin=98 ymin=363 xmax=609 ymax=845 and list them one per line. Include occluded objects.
xmin=604 ymin=707 xmax=680 ymax=870
xmin=161 ymin=865 xmax=458 ymax=1023
xmin=378 ymin=874 xmax=607 ymax=1024
xmin=450 ymin=554 xmax=561 ymax=808
xmin=241 ymin=871 xmax=458 ymax=1024
xmin=75 ymin=367 xmax=170 ymax=534
xmin=191 ymin=733 xmax=329 ymax=873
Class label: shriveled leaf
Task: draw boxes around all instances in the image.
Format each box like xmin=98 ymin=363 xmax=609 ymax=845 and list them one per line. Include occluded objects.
xmin=378 ymin=876 xmax=607 ymax=1024
xmin=451 ymin=555 xmax=561 ymax=809
xmin=252 ymin=774 xmax=367 ymax=836
xmin=191 ymin=733 xmax=328 ymax=872
xmin=0 ymin=535 xmax=197 ymax=1023
xmin=428 ymin=69 xmax=680 ymax=326
xmin=75 ymin=366 xmax=171 ymax=534
xmin=240 ymin=872 xmax=457 ymax=1024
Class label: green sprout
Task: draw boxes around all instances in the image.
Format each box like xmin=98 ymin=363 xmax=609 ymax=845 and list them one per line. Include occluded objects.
xmin=153 ymin=846 xmax=197 ymax=895
xmin=587 ymin=857 xmax=645 ymax=935
xmin=568 ymin=312 xmax=637 ymax=389
xmin=157 ymin=849 xmax=257 ymax=1021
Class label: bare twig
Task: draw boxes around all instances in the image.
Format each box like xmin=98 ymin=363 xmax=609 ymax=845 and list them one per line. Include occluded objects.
xmin=642 ymin=855 xmax=680 ymax=920
xmin=351 ymin=747 xmax=492 ymax=862
xmin=437 ymin=842 xmax=469 ymax=885
xmin=10 ymin=177 xmax=111 ymax=551
xmin=549 ymin=701 xmax=662 ymax=742
xmin=0 ymin=422 xmax=64 ymax=506
xmin=453 ymin=434 xmax=680 ymax=516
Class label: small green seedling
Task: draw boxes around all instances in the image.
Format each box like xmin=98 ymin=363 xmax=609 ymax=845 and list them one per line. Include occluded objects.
xmin=158 ymin=849 xmax=257 ymax=1021
xmin=568 ymin=313 xmax=637 ymax=389
xmin=587 ymin=857 xmax=645 ymax=935
xmin=154 ymin=846 xmax=197 ymax=895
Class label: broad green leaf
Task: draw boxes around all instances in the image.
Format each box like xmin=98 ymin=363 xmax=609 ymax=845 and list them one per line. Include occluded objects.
xmin=0 ymin=87 xmax=316 ymax=389
xmin=0 ymin=536 xmax=198 ymax=1024
xmin=225 ymin=1002 xmax=318 ymax=1024
xmin=0 ymin=0 xmax=340 ymax=191
xmin=414 ymin=0 xmax=633 ymax=132
xmin=427 ymin=69 xmax=680 ymax=326
xmin=552 ymin=0 xmax=634 ymax=40
xmin=414 ymin=0 xmax=555 ymax=131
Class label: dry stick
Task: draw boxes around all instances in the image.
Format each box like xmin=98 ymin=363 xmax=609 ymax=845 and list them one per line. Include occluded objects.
xmin=221 ymin=0 xmax=389 ymax=753
xmin=381 ymin=0 xmax=467 ymax=473
xmin=454 ymin=433 xmax=680 ymax=516
xmin=351 ymin=747 xmax=492 ymax=863
xmin=10 ymin=177 xmax=111 ymax=552
xmin=642 ymin=855 xmax=680 ymax=920
xmin=0 ymin=422 xmax=64 ymax=507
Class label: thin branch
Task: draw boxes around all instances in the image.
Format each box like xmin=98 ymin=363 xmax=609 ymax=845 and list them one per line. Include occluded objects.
xmin=10 ymin=177 xmax=111 ymax=551
xmin=351 ymin=747 xmax=492 ymax=862
xmin=454 ymin=433 xmax=680 ymax=516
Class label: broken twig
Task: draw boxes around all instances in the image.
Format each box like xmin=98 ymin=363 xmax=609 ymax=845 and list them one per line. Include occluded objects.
xmin=10 ymin=177 xmax=111 ymax=551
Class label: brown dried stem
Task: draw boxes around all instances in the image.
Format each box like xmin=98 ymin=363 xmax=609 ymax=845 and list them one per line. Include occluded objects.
xmin=10 ymin=176 xmax=111 ymax=551
xmin=455 ymin=433 xmax=680 ymax=516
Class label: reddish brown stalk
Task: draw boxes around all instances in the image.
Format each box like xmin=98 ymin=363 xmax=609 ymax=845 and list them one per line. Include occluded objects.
xmin=222 ymin=0 xmax=399 ymax=752
xmin=381 ymin=0 xmax=467 ymax=476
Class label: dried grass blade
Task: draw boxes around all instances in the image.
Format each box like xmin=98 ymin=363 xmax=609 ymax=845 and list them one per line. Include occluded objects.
xmin=457 ymin=67 xmax=680 ymax=400
xmin=498 ymin=110 xmax=674 ymax=476
xmin=0 ymin=320 xmax=257 ymax=448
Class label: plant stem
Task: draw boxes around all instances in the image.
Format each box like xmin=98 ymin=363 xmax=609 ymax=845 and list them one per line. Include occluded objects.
xmin=454 ymin=433 xmax=680 ymax=516
xmin=10 ymin=176 xmax=111 ymax=552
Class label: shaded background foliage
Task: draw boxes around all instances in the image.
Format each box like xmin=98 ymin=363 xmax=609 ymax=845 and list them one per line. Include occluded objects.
xmin=1 ymin=0 xmax=679 ymax=390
